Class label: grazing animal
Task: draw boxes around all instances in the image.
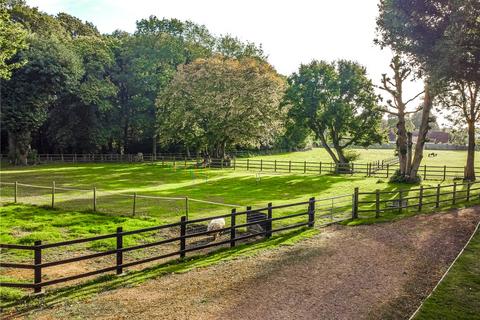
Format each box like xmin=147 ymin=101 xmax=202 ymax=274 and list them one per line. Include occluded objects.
xmin=207 ymin=218 xmax=225 ymax=240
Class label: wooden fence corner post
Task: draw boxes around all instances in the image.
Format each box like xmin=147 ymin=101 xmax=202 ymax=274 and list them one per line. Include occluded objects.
xmin=230 ymin=209 xmax=237 ymax=247
xmin=466 ymin=182 xmax=471 ymax=202
xmin=375 ymin=189 xmax=380 ymax=218
xmin=436 ymin=184 xmax=441 ymax=208
xmin=304 ymin=161 xmax=307 ymax=174
xmin=247 ymin=159 xmax=250 ymax=171
xmin=34 ymin=240 xmax=42 ymax=294
xmin=289 ymin=160 xmax=292 ymax=173
xmin=116 ymin=227 xmax=123 ymax=275
xmin=93 ymin=186 xmax=97 ymax=212
xmin=14 ymin=181 xmax=18 ymax=203
xmin=386 ymin=164 xmax=390 ymax=178
xmin=443 ymin=165 xmax=447 ymax=181
xmin=352 ymin=187 xmax=359 ymax=219
xmin=266 ymin=203 xmax=273 ymax=238
xmin=423 ymin=164 xmax=427 ymax=180
xmin=132 ymin=192 xmax=137 ymax=216
xmin=399 ymin=190 xmax=403 ymax=214
xmin=51 ymin=181 xmax=55 ymax=208
xmin=452 ymin=182 xmax=457 ymax=205
xmin=319 ymin=161 xmax=322 ymax=175
xmin=418 ymin=185 xmax=424 ymax=212
xmin=308 ymin=197 xmax=315 ymax=227
xmin=180 ymin=216 xmax=187 ymax=259
xmin=185 ymin=197 xmax=189 ymax=220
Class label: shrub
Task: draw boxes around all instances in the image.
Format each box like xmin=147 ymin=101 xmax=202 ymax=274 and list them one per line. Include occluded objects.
xmin=344 ymin=150 xmax=360 ymax=162
xmin=388 ymin=169 xmax=421 ymax=184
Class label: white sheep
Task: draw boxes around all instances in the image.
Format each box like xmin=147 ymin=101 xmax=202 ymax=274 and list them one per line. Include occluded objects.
xmin=207 ymin=218 xmax=225 ymax=240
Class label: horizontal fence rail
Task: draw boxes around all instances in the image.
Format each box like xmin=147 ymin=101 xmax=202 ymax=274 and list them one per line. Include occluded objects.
xmin=1 ymin=153 xmax=476 ymax=181
xmin=1 ymin=181 xmax=479 ymax=294
xmin=0 ymin=195 xmax=354 ymax=293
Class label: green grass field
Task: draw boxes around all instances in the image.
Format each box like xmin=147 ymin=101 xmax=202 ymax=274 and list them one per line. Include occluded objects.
xmin=249 ymin=147 xmax=479 ymax=167
xmin=414 ymin=227 xmax=480 ymax=320
xmin=0 ymin=148 xmax=478 ymax=306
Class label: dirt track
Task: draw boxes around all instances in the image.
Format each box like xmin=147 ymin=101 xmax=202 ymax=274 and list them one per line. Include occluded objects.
xmin=13 ymin=206 xmax=480 ymax=320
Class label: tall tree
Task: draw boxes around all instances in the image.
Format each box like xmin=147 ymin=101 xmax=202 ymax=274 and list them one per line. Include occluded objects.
xmin=285 ymin=60 xmax=383 ymax=167
xmin=378 ymin=55 xmax=424 ymax=181
xmin=377 ymin=0 xmax=480 ymax=180
xmin=438 ymin=81 xmax=480 ymax=179
xmin=1 ymin=35 xmax=82 ymax=164
xmin=0 ymin=2 xmax=28 ymax=79
xmin=156 ymin=56 xmax=286 ymax=159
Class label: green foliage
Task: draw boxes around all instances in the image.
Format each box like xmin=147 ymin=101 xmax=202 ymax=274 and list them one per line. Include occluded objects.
xmin=376 ymin=0 xmax=480 ymax=83
xmin=285 ymin=60 xmax=384 ymax=164
xmin=157 ymin=56 xmax=286 ymax=158
xmin=0 ymin=3 xmax=28 ymax=79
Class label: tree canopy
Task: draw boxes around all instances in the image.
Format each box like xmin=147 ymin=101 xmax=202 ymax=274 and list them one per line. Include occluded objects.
xmin=156 ymin=56 xmax=286 ymax=158
xmin=285 ymin=60 xmax=383 ymax=165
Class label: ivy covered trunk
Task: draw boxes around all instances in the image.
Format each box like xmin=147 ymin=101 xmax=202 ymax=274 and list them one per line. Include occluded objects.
xmin=8 ymin=130 xmax=31 ymax=165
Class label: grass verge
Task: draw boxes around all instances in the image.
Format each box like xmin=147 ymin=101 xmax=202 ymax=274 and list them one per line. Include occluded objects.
xmin=413 ymin=226 xmax=480 ymax=320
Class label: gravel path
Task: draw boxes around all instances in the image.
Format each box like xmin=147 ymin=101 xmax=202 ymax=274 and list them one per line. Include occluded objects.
xmin=13 ymin=206 xmax=480 ymax=320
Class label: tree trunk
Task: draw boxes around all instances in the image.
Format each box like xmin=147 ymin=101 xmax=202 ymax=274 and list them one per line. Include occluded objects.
xmin=406 ymin=132 xmax=413 ymax=174
xmin=8 ymin=130 xmax=30 ymax=165
xmin=409 ymin=82 xmax=434 ymax=180
xmin=465 ymin=119 xmax=476 ymax=181
xmin=317 ymin=132 xmax=339 ymax=164
xmin=396 ymin=112 xmax=408 ymax=175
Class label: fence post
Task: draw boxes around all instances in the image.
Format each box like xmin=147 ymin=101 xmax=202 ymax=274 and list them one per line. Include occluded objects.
xmin=230 ymin=209 xmax=236 ymax=247
xmin=304 ymin=161 xmax=307 ymax=174
xmin=352 ymin=187 xmax=359 ymax=219
xmin=116 ymin=227 xmax=123 ymax=275
xmin=221 ymin=158 xmax=224 ymax=169
xmin=375 ymin=189 xmax=380 ymax=218
xmin=289 ymin=161 xmax=292 ymax=173
xmin=466 ymin=182 xmax=471 ymax=202
xmin=14 ymin=181 xmax=17 ymax=203
xmin=260 ymin=159 xmax=263 ymax=171
xmin=233 ymin=158 xmax=236 ymax=170
xmin=386 ymin=164 xmax=390 ymax=178
xmin=180 ymin=216 xmax=187 ymax=258
xmin=93 ymin=187 xmax=97 ymax=212
xmin=247 ymin=159 xmax=250 ymax=171
xmin=351 ymin=163 xmax=355 ymax=175
xmin=436 ymin=184 xmax=441 ymax=208
xmin=266 ymin=203 xmax=273 ymax=238
xmin=319 ymin=161 xmax=322 ymax=175
xmin=34 ymin=240 xmax=42 ymax=294
xmin=51 ymin=181 xmax=55 ymax=208
xmin=308 ymin=197 xmax=315 ymax=227
xmin=132 ymin=192 xmax=137 ymax=216
xmin=274 ymin=160 xmax=277 ymax=172
xmin=452 ymin=182 xmax=457 ymax=205
xmin=185 ymin=197 xmax=189 ymax=219
xmin=418 ymin=185 xmax=424 ymax=212
xmin=399 ymin=190 xmax=404 ymax=214
xmin=443 ymin=165 xmax=447 ymax=180
xmin=423 ymin=165 xmax=427 ymax=180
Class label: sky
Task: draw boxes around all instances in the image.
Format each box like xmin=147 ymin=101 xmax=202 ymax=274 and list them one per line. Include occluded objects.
xmin=26 ymin=0 xmax=425 ymax=111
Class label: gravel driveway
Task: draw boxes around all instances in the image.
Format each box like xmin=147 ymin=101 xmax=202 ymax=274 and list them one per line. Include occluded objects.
xmin=12 ymin=206 xmax=480 ymax=320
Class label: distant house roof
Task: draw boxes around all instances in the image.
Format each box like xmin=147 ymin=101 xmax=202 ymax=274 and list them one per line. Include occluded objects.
xmin=413 ymin=131 xmax=449 ymax=144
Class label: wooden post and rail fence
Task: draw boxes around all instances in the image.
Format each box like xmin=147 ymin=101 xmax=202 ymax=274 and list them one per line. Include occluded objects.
xmin=1 ymin=181 xmax=479 ymax=294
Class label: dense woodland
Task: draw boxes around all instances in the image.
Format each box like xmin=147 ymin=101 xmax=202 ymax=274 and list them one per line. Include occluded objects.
xmin=0 ymin=0 xmax=479 ymax=181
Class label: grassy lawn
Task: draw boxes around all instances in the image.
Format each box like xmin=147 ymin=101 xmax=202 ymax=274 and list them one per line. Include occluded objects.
xmin=0 ymin=162 xmax=398 ymax=221
xmin=414 ymin=226 xmax=480 ymax=320
xmin=248 ymin=147 xmax=479 ymax=167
